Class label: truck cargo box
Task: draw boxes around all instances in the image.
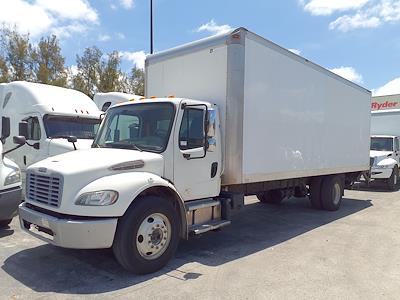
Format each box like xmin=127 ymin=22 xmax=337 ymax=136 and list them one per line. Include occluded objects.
xmin=146 ymin=28 xmax=371 ymax=185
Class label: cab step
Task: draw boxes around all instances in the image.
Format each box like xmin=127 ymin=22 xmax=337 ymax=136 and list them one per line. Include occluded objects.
xmin=189 ymin=219 xmax=231 ymax=235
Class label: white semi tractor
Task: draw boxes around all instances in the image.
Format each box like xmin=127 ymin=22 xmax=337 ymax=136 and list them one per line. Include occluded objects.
xmin=94 ymin=92 xmax=142 ymax=112
xmin=18 ymin=28 xmax=371 ymax=274
xmin=0 ymin=117 xmax=22 ymax=228
xmin=0 ymin=81 xmax=102 ymax=172
xmin=370 ymin=109 xmax=400 ymax=189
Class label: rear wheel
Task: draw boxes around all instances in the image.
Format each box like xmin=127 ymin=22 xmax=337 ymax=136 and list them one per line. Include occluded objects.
xmin=0 ymin=219 xmax=12 ymax=229
xmin=321 ymin=175 xmax=343 ymax=211
xmin=113 ymin=196 xmax=180 ymax=274
xmin=309 ymin=177 xmax=323 ymax=209
xmin=387 ymin=166 xmax=399 ymax=191
xmin=257 ymin=190 xmax=284 ymax=204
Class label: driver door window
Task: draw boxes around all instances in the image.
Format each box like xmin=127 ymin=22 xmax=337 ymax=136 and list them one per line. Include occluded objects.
xmin=179 ymin=108 xmax=205 ymax=150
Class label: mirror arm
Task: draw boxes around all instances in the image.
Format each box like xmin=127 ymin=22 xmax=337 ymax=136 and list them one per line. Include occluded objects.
xmin=3 ymin=144 xmax=24 ymax=156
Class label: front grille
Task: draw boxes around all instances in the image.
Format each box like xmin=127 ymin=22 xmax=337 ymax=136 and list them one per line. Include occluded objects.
xmin=27 ymin=171 xmax=63 ymax=207
xmin=370 ymin=157 xmax=375 ymax=167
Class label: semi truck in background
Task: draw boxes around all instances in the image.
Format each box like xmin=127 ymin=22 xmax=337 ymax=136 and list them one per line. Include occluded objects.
xmin=0 ymin=117 xmax=22 ymax=228
xmin=94 ymin=92 xmax=142 ymax=112
xmin=0 ymin=81 xmax=102 ymax=173
xmin=370 ymin=109 xmax=400 ymax=190
xmin=18 ymin=28 xmax=371 ymax=274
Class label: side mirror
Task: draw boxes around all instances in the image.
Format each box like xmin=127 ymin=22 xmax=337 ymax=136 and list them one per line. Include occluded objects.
xmin=19 ymin=121 xmax=28 ymax=138
xmin=1 ymin=117 xmax=10 ymax=143
xmin=67 ymin=136 xmax=77 ymax=143
xmin=13 ymin=136 xmax=26 ymax=145
xmin=67 ymin=136 xmax=77 ymax=150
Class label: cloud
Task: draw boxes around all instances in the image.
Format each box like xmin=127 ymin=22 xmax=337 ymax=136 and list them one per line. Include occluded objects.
xmin=373 ymin=77 xmax=400 ymax=96
xmin=329 ymin=66 xmax=363 ymax=84
xmin=120 ymin=51 xmax=146 ymax=69
xmin=329 ymin=13 xmax=380 ymax=31
xmin=300 ymin=0 xmax=400 ymax=32
xmin=301 ymin=0 xmax=369 ymax=16
xmin=196 ymin=20 xmax=232 ymax=36
xmin=288 ymin=48 xmax=302 ymax=55
xmin=98 ymin=34 xmax=111 ymax=42
xmin=116 ymin=32 xmax=126 ymax=40
xmin=0 ymin=0 xmax=98 ymax=38
xmin=120 ymin=0 xmax=134 ymax=9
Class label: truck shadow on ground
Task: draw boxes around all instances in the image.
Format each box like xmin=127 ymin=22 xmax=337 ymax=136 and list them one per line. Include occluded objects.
xmin=2 ymin=196 xmax=372 ymax=295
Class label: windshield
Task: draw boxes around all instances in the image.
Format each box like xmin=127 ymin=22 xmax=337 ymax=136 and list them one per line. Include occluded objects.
xmin=370 ymin=137 xmax=393 ymax=151
xmin=93 ymin=102 xmax=175 ymax=153
xmin=44 ymin=115 xmax=101 ymax=139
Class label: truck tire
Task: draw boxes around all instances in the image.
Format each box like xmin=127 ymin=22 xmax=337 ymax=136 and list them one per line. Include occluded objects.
xmin=256 ymin=190 xmax=284 ymax=204
xmin=309 ymin=177 xmax=323 ymax=209
xmin=0 ymin=219 xmax=12 ymax=228
xmin=321 ymin=175 xmax=343 ymax=211
xmin=387 ymin=166 xmax=399 ymax=191
xmin=112 ymin=196 xmax=180 ymax=274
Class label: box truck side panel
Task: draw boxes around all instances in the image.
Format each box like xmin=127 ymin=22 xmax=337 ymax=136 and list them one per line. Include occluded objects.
xmin=241 ymin=35 xmax=371 ymax=183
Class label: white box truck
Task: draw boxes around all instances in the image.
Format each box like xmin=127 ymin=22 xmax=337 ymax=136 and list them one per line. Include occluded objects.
xmin=0 ymin=81 xmax=102 ymax=173
xmin=369 ymin=109 xmax=400 ymax=189
xmin=0 ymin=117 xmax=22 ymax=228
xmin=18 ymin=28 xmax=371 ymax=274
xmin=94 ymin=92 xmax=142 ymax=111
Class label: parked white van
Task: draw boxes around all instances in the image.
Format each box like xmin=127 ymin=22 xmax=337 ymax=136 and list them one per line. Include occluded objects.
xmin=0 ymin=81 xmax=102 ymax=172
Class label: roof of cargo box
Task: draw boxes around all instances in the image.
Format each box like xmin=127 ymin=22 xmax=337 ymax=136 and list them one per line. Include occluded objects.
xmin=146 ymin=27 xmax=370 ymax=94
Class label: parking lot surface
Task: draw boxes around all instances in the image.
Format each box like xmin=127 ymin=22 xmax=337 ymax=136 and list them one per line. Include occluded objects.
xmin=1 ymin=184 xmax=400 ymax=300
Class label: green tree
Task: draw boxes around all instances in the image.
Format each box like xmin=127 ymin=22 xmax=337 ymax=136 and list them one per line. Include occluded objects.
xmin=121 ymin=66 xmax=144 ymax=96
xmin=98 ymin=51 xmax=121 ymax=93
xmin=1 ymin=28 xmax=35 ymax=81
xmin=33 ymin=35 xmax=67 ymax=87
xmin=0 ymin=55 xmax=9 ymax=83
xmin=73 ymin=46 xmax=102 ymax=97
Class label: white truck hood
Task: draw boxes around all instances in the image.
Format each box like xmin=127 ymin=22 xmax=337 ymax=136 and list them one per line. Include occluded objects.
xmin=370 ymin=150 xmax=393 ymax=158
xmin=28 ymin=148 xmax=164 ymax=178
xmin=48 ymin=138 xmax=94 ymax=156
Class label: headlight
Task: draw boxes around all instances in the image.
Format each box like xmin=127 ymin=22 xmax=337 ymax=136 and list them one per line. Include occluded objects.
xmin=75 ymin=190 xmax=119 ymax=206
xmin=4 ymin=169 xmax=21 ymax=186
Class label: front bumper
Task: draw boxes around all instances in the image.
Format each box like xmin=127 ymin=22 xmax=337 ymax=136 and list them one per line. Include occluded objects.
xmin=0 ymin=187 xmax=22 ymax=220
xmin=19 ymin=203 xmax=118 ymax=249
xmin=370 ymin=168 xmax=393 ymax=179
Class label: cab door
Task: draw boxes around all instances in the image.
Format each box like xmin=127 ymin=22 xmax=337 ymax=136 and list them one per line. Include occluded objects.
xmin=173 ymin=101 xmax=221 ymax=201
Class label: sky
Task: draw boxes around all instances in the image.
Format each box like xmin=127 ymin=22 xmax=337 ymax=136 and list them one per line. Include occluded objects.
xmin=1 ymin=0 xmax=400 ymax=96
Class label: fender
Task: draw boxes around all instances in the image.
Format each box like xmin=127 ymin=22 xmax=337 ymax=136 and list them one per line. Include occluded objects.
xmin=376 ymin=157 xmax=397 ymax=168
xmin=73 ymin=172 xmax=188 ymax=237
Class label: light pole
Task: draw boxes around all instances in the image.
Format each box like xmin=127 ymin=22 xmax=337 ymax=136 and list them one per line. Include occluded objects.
xmin=150 ymin=0 xmax=154 ymax=54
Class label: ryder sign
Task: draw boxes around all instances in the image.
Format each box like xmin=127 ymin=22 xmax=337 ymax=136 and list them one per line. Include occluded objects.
xmin=371 ymin=94 xmax=400 ymax=111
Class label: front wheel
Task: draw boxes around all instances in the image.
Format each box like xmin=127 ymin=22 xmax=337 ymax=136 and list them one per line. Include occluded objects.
xmin=113 ymin=196 xmax=180 ymax=274
xmin=387 ymin=166 xmax=399 ymax=191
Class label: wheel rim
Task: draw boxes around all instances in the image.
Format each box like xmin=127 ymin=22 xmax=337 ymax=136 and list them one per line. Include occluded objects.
xmin=136 ymin=213 xmax=172 ymax=260
xmin=332 ymin=183 xmax=341 ymax=205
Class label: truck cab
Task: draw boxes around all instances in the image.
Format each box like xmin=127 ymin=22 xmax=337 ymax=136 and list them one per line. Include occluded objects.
xmin=0 ymin=81 xmax=102 ymax=173
xmin=19 ymin=97 xmax=221 ymax=273
xmin=0 ymin=117 xmax=22 ymax=228
xmin=370 ymin=135 xmax=400 ymax=189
